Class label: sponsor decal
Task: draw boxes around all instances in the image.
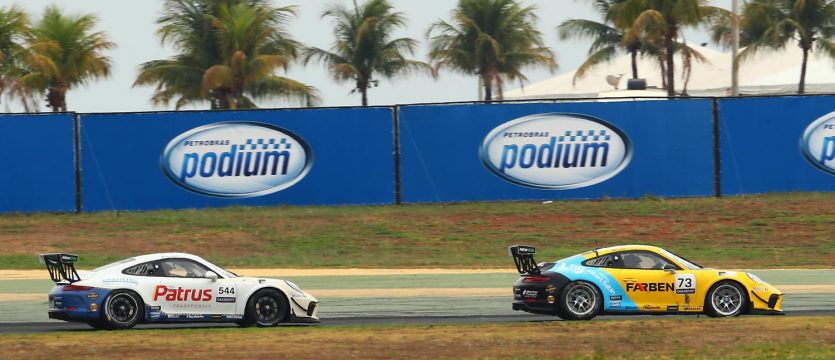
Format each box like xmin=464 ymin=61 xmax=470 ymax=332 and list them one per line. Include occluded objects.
xmin=752 ymin=286 xmax=769 ymax=292
xmin=610 ymin=301 xmax=621 ymax=308
xmin=718 ymin=271 xmax=737 ymax=277
xmin=102 ymin=277 xmax=139 ymax=285
xmin=610 ymin=295 xmax=622 ymax=301
xmin=211 ymin=314 xmax=222 ymax=319
xmin=162 ymin=122 xmax=312 ymax=198
xmin=667 ymin=305 xmax=679 ymax=312
xmin=480 ymin=113 xmax=632 ymax=189
xmin=626 ymin=282 xmax=674 ymax=292
xmin=547 ymin=295 xmax=556 ymax=304
xmin=149 ymin=306 xmax=161 ymax=311
xmin=801 ymin=110 xmax=835 ymax=175
xmin=186 ymin=314 xmax=204 ymax=319
xmin=587 ymin=268 xmax=615 ymax=295
xmin=684 ymin=306 xmax=703 ymax=311
xmin=522 ymin=290 xmax=539 ymax=299
xmin=642 ymin=305 xmax=662 ymax=310
xmin=216 ymin=297 xmax=236 ymax=303
xmin=224 ymin=314 xmax=244 ymax=320
xmin=545 ymin=285 xmax=557 ymax=294
xmin=675 ymin=273 xmax=696 ymax=294
xmin=153 ymin=285 xmax=212 ymax=302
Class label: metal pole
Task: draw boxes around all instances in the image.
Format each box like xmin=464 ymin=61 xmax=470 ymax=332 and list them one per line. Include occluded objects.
xmin=731 ymin=0 xmax=740 ymax=96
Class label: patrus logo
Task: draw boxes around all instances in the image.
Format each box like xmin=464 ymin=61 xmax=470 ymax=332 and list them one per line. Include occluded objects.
xmin=480 ymin=113 xmax=632 ymax=189
xmin=162 ymin=122 xmax=312 ymax=198
xmin=801 ymin=111 xmax=835 ymax=175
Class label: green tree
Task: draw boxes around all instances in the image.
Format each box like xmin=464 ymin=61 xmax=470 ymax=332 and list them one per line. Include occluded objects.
xmin=135 ymin=0 xmax=316 ymax=110
xmin=622 ymin=0 xmax=726 ymax=96
xmin=22 ymin=6 xmax=114 ymax=112
xmin=737 ymin=0 xmax=835 ymax=94
xmin=303 ymin=0 xmax=428 ymax=107
xmin=558 ymin=0 xmax=649 ymax=83
xmin=0 ymin=5 xmax=35 ymax=111
xmin=427 ymin=0 xmax=557 ymax=101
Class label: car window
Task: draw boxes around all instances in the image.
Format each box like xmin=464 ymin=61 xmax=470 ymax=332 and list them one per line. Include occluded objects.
xmin=584 ymin=254 xmax=623 ymax=268
xmin=158 ymin=259 xmax=210 ymax=278
xmin=122 ymin=261 xmax=158 ymax=276
xmin=619 ymin=251 xmax=676 ymax=270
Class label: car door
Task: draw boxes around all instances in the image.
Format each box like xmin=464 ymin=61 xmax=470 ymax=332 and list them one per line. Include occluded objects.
xmin=614 ymin=251 xmax=679 ymax=312
xmin=152 ymin=258 xmax=234 ymax=319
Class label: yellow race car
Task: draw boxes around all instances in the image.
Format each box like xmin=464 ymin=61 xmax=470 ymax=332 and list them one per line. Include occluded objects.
xmin=509 ymin=244 xmax=784 ymax=320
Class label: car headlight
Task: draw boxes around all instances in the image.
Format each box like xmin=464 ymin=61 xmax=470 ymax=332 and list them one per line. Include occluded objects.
xmin=746 ymin=272 xmax=766 ymax=284
xmin=284 ymin=280 xmax=302 ymax=292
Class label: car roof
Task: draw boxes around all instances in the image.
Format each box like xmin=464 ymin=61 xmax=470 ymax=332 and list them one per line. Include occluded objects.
xmin=590 ymin=245 xmax=665 ymax=256
xmin=128 ymin=252 xmax=207 ymax=263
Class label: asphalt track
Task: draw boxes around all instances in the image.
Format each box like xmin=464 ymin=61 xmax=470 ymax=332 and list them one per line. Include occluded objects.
xmin=2 ymin=310 xmax=835 ymax=334
xmin=1 ymin=269 xmax=833 ymax=334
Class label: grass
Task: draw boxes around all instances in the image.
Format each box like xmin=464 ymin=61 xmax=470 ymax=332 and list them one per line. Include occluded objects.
xmin=0 ymin=192 xmax=834 ymax=269
xmin=0 ymin=316 xmax=831 ymax=359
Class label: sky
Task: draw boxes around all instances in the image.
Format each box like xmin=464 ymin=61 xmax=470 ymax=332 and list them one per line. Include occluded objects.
xmin=4 ymin=0 xmax=728 ymax=113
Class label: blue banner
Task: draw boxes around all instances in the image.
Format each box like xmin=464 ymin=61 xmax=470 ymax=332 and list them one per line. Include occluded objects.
xmin=719 ymin=96 xmax=835 ymax=195
xmin=80 ymin=108 xmax=394 ymax=211
xmin=0 ymin=113 xmax=76 ymax=212
xmin=399 ymin=100 xmax=715 ymax=202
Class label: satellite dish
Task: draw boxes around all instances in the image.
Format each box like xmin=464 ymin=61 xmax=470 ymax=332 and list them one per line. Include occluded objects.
xmin=606 ymin=73 xmax=625 ymax=90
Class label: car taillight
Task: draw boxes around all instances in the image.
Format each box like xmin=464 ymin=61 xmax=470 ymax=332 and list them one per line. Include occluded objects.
xmin=522 ymin=276 xmax=551 ymax=283
xmin=63 ymin=285 xmax=93 ymax=291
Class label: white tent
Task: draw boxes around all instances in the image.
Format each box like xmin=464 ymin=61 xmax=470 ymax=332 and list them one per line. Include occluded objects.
xmin=505 ymin=42 xmax=835 ymax=99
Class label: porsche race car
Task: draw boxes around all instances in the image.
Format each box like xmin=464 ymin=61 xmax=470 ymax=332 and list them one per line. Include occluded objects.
xmin=509 ymin=245 xmax=784 ymax=320
xmin=40 ymin=253 xmax=319 ymax=329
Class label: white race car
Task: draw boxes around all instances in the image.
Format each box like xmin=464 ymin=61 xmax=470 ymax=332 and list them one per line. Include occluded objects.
xmin=40 ymin=253 xmax=319 ymax=330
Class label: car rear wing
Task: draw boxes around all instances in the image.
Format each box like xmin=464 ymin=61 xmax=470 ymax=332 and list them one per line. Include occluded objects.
xmin=508 ymin=245 xmax=540 ymax=275
xmin=39 ymin=253 xmax=81 ymax=284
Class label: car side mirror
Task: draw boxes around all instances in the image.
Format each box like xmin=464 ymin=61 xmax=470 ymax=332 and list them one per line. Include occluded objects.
xmin=205 ymin=271 xmax=218 ymax=282
xmin=662 ymin=264 xmax=676 ymax=274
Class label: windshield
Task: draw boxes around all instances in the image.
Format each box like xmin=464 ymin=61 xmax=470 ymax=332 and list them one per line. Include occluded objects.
xmin=92 ymin=257 xmax=135 ymax=272
xmin=659 ymin=249 xmax=703 ymax=270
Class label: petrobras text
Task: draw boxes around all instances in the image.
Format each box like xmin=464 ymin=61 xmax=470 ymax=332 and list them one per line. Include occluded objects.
xmin=480 ymin=113 xmax=632 ymax=189
xmin=801 ymin=110 xmax=835 ymax=175
xmin=161 ymin=122 xmax=312 ymax=198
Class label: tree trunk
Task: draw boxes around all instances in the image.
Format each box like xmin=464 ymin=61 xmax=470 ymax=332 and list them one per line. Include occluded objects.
xmin=799 ymin=47 xmax=809 ymax=94
xmin=358 ymin=79 xmax=369 ymax=107
xmin=46 ymin=81 xmax=67 ymax=113
xmin=630 ymin=50 xmax=639 ymax=79
xmin=665 ymin=36 xmax=675 ymax=97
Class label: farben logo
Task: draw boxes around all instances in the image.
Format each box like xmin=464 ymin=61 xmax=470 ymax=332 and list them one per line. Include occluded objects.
xmin=480 ymin=113 xmax=632 ymax=189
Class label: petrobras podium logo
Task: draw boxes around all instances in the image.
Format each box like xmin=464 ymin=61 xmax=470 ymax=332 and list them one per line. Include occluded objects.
xmin=480 ymin=113 xmax=632 ymax=189
xmin=801 ymin=110 xmax=835 ymax=175
xmin=162 ymin=122 xmax=312 ymax=198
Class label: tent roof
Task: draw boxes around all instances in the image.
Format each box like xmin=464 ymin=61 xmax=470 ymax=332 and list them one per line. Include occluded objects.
xmin=505 ymin=41 xmax=835 ymax=99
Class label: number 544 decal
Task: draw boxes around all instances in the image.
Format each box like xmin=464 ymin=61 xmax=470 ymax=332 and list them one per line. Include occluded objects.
xmin=675 ymin=274 xmax=696 ymax=294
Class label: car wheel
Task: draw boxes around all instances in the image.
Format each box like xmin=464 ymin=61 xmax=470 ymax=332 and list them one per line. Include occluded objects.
xmin=102 ymin=290 xmax=143 ymax=330
xmin=242 ymin=289 xmax=289 ymax=327
xmin=558 ymin=281 xmax=601 ymax=320
xmin=705 ymin=281 xmax=747 ymax=318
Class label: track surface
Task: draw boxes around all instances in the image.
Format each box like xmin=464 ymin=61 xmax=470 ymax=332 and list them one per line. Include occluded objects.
xmin=2 ymin=310 xmax=835 ymax=334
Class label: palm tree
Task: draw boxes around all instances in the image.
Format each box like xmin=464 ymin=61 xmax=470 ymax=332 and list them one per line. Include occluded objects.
xmin=737 ymin=0 xmax=835 ymax=94
xmin=0 ymin=5 xmax=36 ymax=111
xmin=622 ymin=0 xmax=727 ymax=96
xmin=135 ymin=0 xmax=317 ymax=110
xmin=558 ymin=0 xmax=648 ymax=83
xmin=427 ymin=0 xmax=557 ymax=101
xmin=22 ymin=6 xmax=114 ymax=112
xmin=303 ymin=0 xmax=429 ymax=107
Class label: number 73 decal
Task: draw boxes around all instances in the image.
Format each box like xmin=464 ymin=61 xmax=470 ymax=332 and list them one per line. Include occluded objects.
xmin=675 ymin=274 xmax=696 ymax=294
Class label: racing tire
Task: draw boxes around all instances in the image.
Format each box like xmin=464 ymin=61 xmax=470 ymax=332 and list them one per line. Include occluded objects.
xmin=241 ymin=289 xmax=289 ymax=327
xmin=101 ymin=290 xmax=143 ymax=330
xmin=704 ymin=281 xmax=747 ymax=318
xmin=558 ymin=281 xmax=601 ymax=320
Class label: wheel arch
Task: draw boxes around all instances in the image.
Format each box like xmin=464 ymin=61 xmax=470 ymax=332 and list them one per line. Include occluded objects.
xmin=102 ymin=288 xmax=146 ymax=323
xmin=704 ymin=279 xmax=751 ymax=315
xmin=244 ymin=286 xmax=292 ymax=323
